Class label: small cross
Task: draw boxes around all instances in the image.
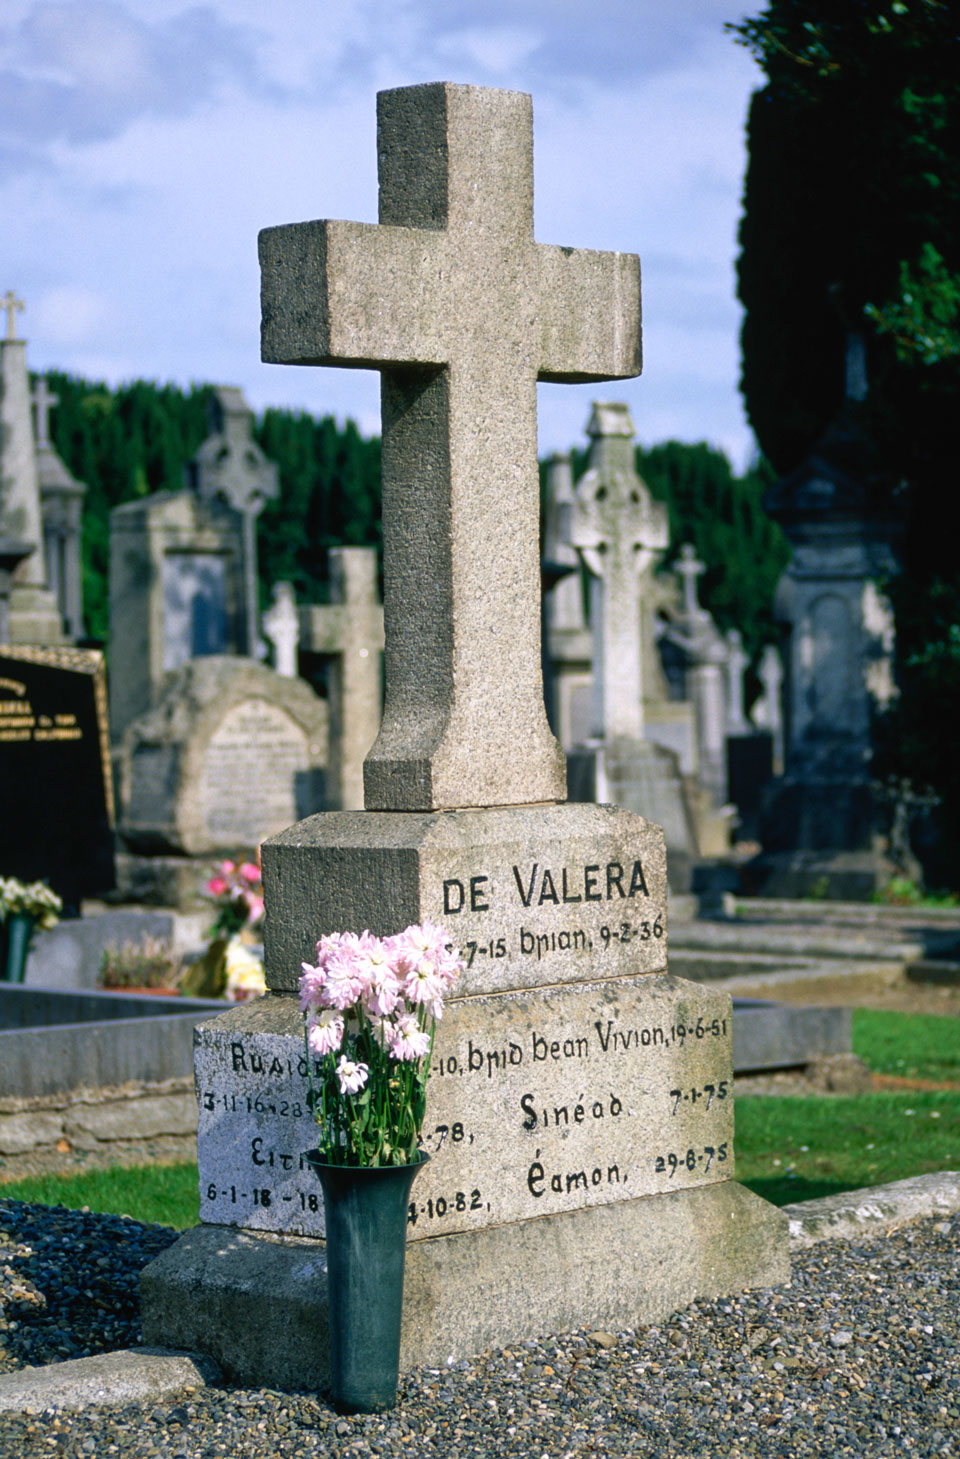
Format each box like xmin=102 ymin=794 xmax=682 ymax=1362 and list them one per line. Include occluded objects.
xmin=32 ymin=376 xmax=59 ymax=448
xmin=2 ymin=291 xmax=24 ymax=341
xmin=260 ymin=83 xmax=642 ymax=812
xmin=676 ymin=544 xmax=706 ymax=620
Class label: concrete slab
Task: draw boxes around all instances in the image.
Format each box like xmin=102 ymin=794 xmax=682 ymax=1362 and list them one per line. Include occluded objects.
xmin=0 ymin=1348 xmax=219 ymax=1413
xmin=783 ymin=1172 xmax=960 ymax=1248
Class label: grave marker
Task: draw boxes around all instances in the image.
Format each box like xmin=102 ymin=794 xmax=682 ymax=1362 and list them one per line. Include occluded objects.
xmin=0 ymin=645 xmax=114 ymax=906
xmin=142 ymin=83 xmax=787 ymax=1389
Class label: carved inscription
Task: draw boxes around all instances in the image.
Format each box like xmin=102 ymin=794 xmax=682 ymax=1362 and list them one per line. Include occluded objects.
xmin=195 ymin=973 xmax=734 ymax=1240
xmin=200 ymin=698 xmax=308 ymax=844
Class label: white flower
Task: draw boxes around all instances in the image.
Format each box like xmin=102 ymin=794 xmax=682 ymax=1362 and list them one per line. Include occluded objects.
xmin=224 ymin=939 xmax=266 ymax=1003
xmin=336 ymin=1057 xmax=369 ymax=1095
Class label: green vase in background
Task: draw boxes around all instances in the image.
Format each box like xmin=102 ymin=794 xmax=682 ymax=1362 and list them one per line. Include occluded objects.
xmin=2 ymin=913 xmax=35 ymax=983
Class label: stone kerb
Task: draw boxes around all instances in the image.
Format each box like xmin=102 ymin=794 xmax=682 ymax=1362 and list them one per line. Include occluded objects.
xmin=119 ymin=656 xmax=328 ymax=855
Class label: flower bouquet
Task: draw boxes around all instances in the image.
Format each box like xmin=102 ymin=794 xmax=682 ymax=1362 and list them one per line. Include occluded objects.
xmin=180 ymin=858 xmax=266 ymax=1000
xmin=297 ymin=922 xmax=462 ymax=1414
xmin=298 ymin=922 xmax=462 ymax=1167
xmin=0 ymin=877 xmax=62 ymax=983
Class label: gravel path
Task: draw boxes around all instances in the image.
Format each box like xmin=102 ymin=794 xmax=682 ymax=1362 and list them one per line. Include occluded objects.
xmin=0 ymin=1198 xmax=958 ymax=1458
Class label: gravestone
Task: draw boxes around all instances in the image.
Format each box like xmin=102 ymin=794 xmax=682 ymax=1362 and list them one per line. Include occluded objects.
xmin=542 ymin=451 xmax=592 ymax=745
xmin=0 ymin=644 xmax=114 ymax=907
xmin=0 ymin=296 xmax=65 ymax=645
xmin=109 ymin=490 xmax=246 ymax=738
xmin=663 ymin=546 xmax=731 ymax=814
xmin=565 ymin=402 xmax=698 ymax=881
xmin=753 ymin=643 xmax=785 ymax=773
xmin=186 ymin=386 xmax=279 ymax=660
xmin=749 ymin=354 xmax=901 ymax=898
xmin=33 ymin=376 xmax=86 ymax=643
xmin=118 ymin=656 xmax=327 ymax=857
xmin=141 ymin=82 xmax=787 ymax=1390
xmin=262 ymin=582 xmax=299 ymax=677
xmin=299 ymin=546 xmax=384 ymax=811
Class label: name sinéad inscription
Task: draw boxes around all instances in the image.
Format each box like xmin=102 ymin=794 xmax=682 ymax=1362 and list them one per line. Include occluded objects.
xmin=195 ymin=974 xmax=734 ymax=1240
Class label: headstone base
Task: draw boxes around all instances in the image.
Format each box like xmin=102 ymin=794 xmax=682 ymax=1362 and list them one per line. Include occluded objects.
xmin=743 ymin=849 xmax=897 ymax=901
xmin=141 ymin=1179 xmax=788 ymax=1391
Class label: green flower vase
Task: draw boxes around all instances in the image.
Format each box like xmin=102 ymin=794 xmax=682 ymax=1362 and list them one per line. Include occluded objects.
xmin=304 ymin=1149 xmax=428 ymax=1414
xmin=2 ymin=913 xmax=35 ymax=983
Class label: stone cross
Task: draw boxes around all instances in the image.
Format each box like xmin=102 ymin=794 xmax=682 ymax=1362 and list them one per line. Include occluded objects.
xmin=31 ymin=376 xmax=58 ymax=448
xmin=676 ymin=543 xmax=706 ymax=622
xmin=188 ymin=386 xmax=279 ymax=660
xmin=542 ymin=452 xmax=585 ymax=635
xmin=299 ymin=547 xmax=384 ymax=812
xmin=2 ymin=291 xmax=23 ymax=341
xmin=260 ymin=82 xmax=641 ymax=811
xmin=570 ymin=402 xmax=668 ymax=743
xmin=755 ymin=643 xmax=784 ymax=772
xmin=262 ymin=581 xmax=300 ymax=678
xmin=724 ymin=628 xmax=751 ymax=735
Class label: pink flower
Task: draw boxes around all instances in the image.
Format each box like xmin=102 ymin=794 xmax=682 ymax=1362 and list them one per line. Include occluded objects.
xmin=245 ymin=894 xmax=265 ymax=926
xmin=387 ymin=1011 xmax=431 ymax=1062
xmin=364 ymin=963 xmax=402 ymax=1018
xmin=403 ymin=956 xmax=446 ymax=1015
xmin=336 ymin=1057 xmax=369 ymax=1095
xmin=220 ymin=860 xmax=236 ymax=875
xmin=307 ymin=1008 xmax=344 ymax=1056
xmin=323 ymin=948 xmax=366 ymax=1011
xmin=206 ymin=877 xmax=227 ymax=897
xmin=299 ymin=962 xmax=327 ymax=1013
xmin=240 ymin=862 xmax=261 ymax=884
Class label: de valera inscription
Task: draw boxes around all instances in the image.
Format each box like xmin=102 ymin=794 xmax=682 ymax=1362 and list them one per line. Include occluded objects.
xmin=262 ymin=804 xmax=669 ymax=998
xmin=194 ymin=974 xmax=734 ymax=1241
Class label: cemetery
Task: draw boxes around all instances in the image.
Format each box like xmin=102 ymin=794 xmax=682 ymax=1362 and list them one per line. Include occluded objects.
xmin=1 ymin=7 xmax=959 ymax=1454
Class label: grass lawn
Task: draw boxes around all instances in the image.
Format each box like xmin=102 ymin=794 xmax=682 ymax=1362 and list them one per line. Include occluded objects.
xmin=1 ymin=1008 xmax=957 ymax=1227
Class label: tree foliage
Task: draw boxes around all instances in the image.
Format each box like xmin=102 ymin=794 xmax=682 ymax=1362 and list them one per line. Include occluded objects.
xmin=731 ymin=0 xmax=960 ymax=873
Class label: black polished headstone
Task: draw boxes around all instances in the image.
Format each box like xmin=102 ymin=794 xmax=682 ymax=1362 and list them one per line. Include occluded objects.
xmin=0 ymin=646 xmax=115 ymax=909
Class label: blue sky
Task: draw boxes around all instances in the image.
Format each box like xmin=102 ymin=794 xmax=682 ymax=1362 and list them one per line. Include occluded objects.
xmin=0 ymin=1 xmax=764 ymax=467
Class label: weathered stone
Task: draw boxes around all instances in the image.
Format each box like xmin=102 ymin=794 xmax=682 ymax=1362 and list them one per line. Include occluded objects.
xmin=141 ymin=1180 xmax=789 ymax=1389
xmin=194 ymin=974 xmax=733 ymax=1237
xmin=119 ymin=656 xmax=327 ymax=855
xmin=260 ymin=83 xmax=640 ymax=811
xmin=262 ymin=802 xmax=667 ymax=996
xmin=0 ymin=1111 xmax=64 ymax=1155
xmin=64 ymin=1093 xmax=197 ymax=1143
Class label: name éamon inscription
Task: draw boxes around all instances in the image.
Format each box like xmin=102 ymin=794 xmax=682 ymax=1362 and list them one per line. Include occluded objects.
xmin=195 ymin=974 xmax=734 ymax=1240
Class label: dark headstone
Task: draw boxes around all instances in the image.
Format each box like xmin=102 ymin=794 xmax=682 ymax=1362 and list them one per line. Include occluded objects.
xmin=727 ymin=732 xmax=774 ymax=841
xmin=0 ymin=645 xmax=115 ymax=908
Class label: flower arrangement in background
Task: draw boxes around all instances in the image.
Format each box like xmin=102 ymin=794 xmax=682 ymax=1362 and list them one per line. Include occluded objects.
xmin=0 ymin=878 xmax=62 ymax=929
xmin=223 ymin=938 xmax=267 ymax=1002
xmin=299 ymin=923 xmax=462 ymax=1167
xmin=98 ymin=936 xmax=182 ymax=992
xmin=206 ymin=859 xmax=264 ymax=939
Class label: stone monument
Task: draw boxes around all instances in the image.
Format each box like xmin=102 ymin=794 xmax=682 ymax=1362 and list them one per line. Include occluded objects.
xmin=299 ymin=546 xmax=384 ymax=812
xmin=0 ymin=294 xmax=65 ymax=645
xmin=141 ymin=82 xmax=787 ymax=1390
xmin=109 ymin=489 xmax=246 ymax=738
xmin=748 ymin=372 xmax=901 ymax=897
xmin=33 ymin=375 xmax=87 ymax=642
xmin=542 ymin=450 xmax=592 ymax=745
xmin=262 ymin=581 xmax=300 ymax=677
xmin=186 ymin=385 xmax=279 ymax=659
xmin=566 ymin=402 xmax=699 ymax=882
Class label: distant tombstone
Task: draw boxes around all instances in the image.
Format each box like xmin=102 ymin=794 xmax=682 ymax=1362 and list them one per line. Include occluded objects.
xmin=0 ymin=297 xmax=64 ymax=645
xmin=262 ymin=582 xmax=300 ymax=678
xmin=299 ymin=547 xmax=384 ymax=811
xmin=751 ymin=385 xmax=902 ymax=897
xmin=118 ymin=657 xmax=327 ymax=856
xmin=724 ymin=629 xmax=750 ymax=736
xmin=32 ymin=376 xmax=86 ymax=642
xmin=186 ymin=386 xmax=279 ymax=659
xmin=0 ymin=645 xmax=114 ymax=907
xmin=753 ymin=644 xmax=784 ymax=773
xmin=109 ymin=491 xmax=245 ymax=738
xmin=664 ymin=545 xmax=730 ymax=811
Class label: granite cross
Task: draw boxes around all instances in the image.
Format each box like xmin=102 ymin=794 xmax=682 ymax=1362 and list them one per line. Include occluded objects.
xmin=260 ymin=82 xmax=642 ymax=811
xmin=676 ymin=543 xmax=706 ymax=622
xmin=2 ymin=291 xmax=24 ymax=341
xmin=31 ymin=376 xmax=58 ymax=448
xmin=570 ymin=402 xmax=668 ymax=744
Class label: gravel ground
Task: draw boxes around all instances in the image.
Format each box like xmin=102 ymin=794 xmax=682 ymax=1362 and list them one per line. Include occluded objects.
xmin=0 ymin=1199 xmax=958 ymax=1458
